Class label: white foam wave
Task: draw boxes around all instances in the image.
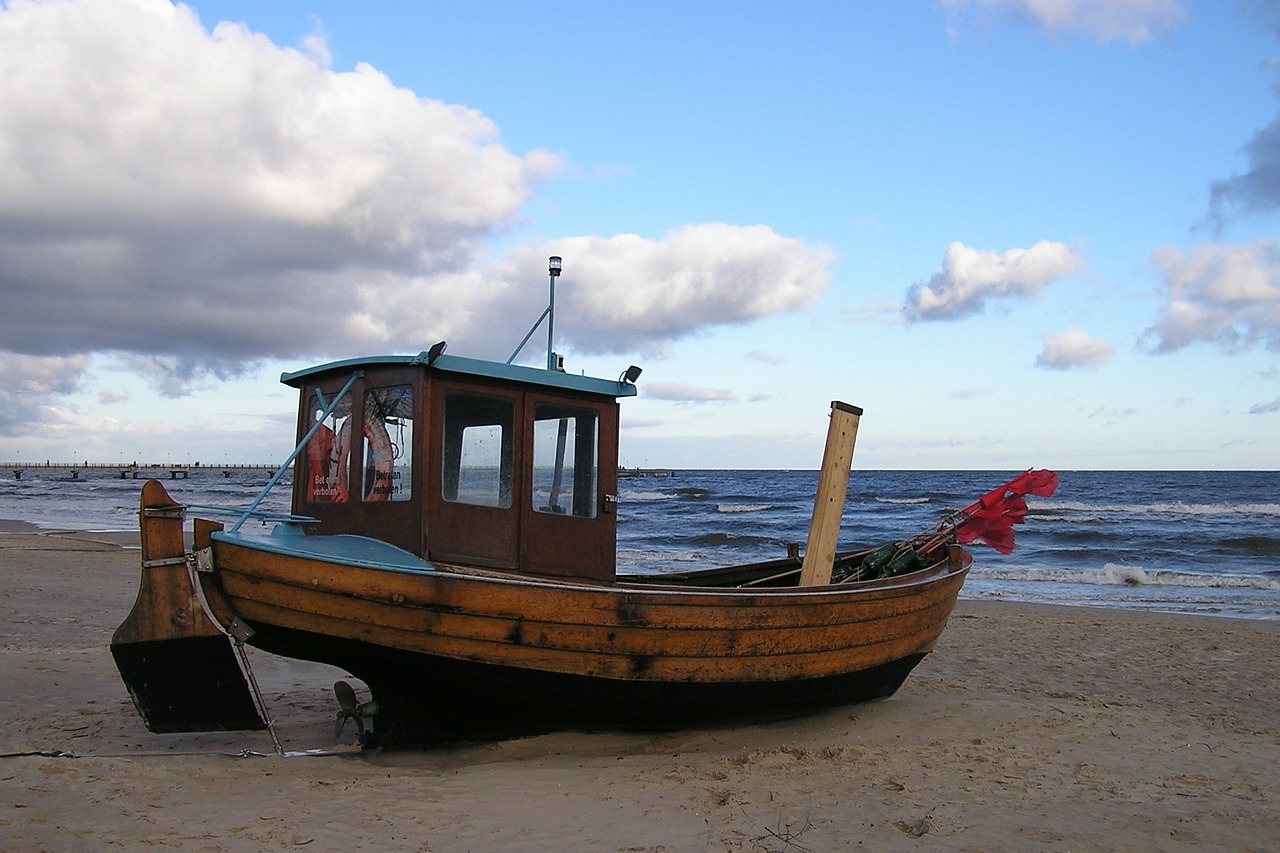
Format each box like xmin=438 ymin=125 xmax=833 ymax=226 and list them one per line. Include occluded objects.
xmin=619 ymin=490 xmax=679 ymax=501
xmin=717 ymin=504 xmax=773 ymax=514
xmin=976 ymin=563 xmax=1280 ymax=590
xmin=617 ymin=549 xmax=705 ymax=570
xmin=875 ymin=497 xmax=930 ymax=505
xmin=1037 ymin=500 xmax=1280 ymax=518
xmin=1033 ymin=512 xmax=1106 ymax=524
xmin=960 ymin=586 xmax=1280 ymax=620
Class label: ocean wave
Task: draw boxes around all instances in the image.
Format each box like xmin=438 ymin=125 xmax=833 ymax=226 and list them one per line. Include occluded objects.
xmin=1032 ymin=512 xmax=1106 ymax=524
xmin=1037 ymin=499 xmax=1280 ymax=518
xmin=875 ymin=497 xmax=930 ymax=505
xmin=1040 ymin=529 xmax=1114 ymax=544
xmin=976 ymin=563 xmax=1280 ymax=590
xmin=1217 ymin=536 xmax=1280 ymax=557
xmin=619 ymin=487 xmax=712 ymax=502
xmin=620 ymin=490 xmax=680 ymax=501
xmin=617 ymin=549 xmax=704 ymax=569
xmin=717 ymin=504 xmax=774 ymax=514
xmin=689 ymin=532 xmax=778 ymax=548
xmin=961 ymin=586 xmax=1280 ymax=620
xmin=675 ymin=487 xmax=711 ymax=500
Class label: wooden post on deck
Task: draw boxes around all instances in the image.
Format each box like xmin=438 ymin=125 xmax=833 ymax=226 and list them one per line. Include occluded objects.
xmin=799 ymin=401 xmax=862 ymax=586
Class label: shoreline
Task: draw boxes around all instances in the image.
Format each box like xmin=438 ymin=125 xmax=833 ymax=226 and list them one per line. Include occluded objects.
xmin=6 ymin=516 xmax=1274 ymax=620
xmin=0 ymin=518 xmax=140 ymax=548
xmin=2 ymin=528 xmax=1278 ymax=849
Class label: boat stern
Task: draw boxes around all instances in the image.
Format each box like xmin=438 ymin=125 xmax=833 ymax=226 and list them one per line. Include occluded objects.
xmin=110 ymin=480 xmax=267 ymax=733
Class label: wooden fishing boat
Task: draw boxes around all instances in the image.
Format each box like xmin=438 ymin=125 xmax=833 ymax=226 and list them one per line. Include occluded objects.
xmin=112 ymin=261 xmax=1057 ymax=746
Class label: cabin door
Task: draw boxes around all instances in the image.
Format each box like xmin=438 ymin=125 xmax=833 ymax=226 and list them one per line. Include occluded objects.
xmin=428 ymin=385 xmax=520 ymax=569
xmin=520 ymin=397 xmax=618 ymax=582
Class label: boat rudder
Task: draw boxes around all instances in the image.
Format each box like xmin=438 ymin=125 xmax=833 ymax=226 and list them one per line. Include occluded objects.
xmin=110 ymin=480 xmax=267 ymax=733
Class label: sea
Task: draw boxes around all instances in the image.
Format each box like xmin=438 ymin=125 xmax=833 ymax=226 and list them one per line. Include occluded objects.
xmin=2 ymin=467 xmax=1278 ymax=620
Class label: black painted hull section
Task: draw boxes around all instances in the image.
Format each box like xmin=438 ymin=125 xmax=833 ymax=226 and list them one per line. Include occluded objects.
xmin=245 ymin=622 xmax=926 ymax=744
xmin=111 ymin=635 xmax=267 ymax=733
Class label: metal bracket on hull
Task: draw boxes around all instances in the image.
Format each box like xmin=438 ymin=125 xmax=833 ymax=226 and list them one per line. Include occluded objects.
xmin=139 ymin=555 xmax=187 ymax=569
xmin=192 ymin=546 xmax=255 ymax=643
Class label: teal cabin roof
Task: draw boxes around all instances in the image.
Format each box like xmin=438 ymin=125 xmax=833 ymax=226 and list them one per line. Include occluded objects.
xmin=280 ymin=351 xmax=638 ymax=399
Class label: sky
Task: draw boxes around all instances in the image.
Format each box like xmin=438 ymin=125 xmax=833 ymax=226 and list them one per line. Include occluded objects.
xmin=2 ymin=0 xmax=1280 ymax=471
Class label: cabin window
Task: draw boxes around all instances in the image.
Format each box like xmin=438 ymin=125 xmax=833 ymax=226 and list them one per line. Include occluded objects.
xmin=442 ymin=392 xmax=514 ymax=508
xmin=304 ymin=388 xmax=354 ymax=503
xmin=532 ymin=404 xmax=598 ymax=518
xmin=362 ymin=385 xmax=413 ymax=502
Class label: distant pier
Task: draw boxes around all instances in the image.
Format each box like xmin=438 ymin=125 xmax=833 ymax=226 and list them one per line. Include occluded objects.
xmin=617 ymin=467 xmax=674 ymax=478
xmin=6 ymin=462 xmax=283 ymax=481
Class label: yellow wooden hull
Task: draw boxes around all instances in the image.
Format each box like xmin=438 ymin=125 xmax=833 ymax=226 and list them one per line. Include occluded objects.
xmin=205 ymin=528 xmax=968 ymax=741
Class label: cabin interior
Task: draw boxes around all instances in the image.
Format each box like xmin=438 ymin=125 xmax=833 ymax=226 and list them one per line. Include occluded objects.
xmin=285 ymin=352 xmax=631 ymax=584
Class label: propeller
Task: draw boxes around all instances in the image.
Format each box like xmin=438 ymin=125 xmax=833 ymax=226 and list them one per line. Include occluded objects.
xmin=333 ymin=680 xmax=378 ymax=740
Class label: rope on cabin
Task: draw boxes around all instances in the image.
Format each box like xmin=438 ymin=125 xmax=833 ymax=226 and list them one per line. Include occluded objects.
xmin=232 ymin=640 xmax=284 ymax=756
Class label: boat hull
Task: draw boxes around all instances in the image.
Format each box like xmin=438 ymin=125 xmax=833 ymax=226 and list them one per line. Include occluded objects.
xmin=204 ymin=528 xmax=968 ymax=742
xmin=246 ymin=621 xmax=929 ymax=740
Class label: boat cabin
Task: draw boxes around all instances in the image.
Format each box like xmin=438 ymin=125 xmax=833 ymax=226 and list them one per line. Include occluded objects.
xmin=283 ymin=348 xmax=638 ymax=583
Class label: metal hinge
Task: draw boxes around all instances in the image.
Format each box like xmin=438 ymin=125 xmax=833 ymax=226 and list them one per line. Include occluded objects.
xmin=192 ymin=547 xmax=215 ymax=573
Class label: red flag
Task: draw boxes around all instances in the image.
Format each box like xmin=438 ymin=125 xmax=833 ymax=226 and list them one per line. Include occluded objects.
xmin=953 ymin=470 xmax=1058 ymax=555
xmin=1003 ymin=469 xmax=1059 ymax=499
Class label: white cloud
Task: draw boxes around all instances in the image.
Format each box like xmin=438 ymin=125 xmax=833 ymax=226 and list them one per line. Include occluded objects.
xmin=494 ymin=225 xmax=831 ymax=357
xmin=1205 ymin=5 xmax=1280 ymax=227
xmin=939 ymin=0 xmax=1186 ymax=44
xmin=644 ymin=383 xmax=738 ymax=403
xmin=839 ymin=302 xmax=902 ymax=325
xmin=1143 ymin=241 xmax=1280 ymax=353
xmin=1211 ymin=119 xmax=1280 ymax=222
xmin=1 ymin=1 xmax=541 ymax=249
xmin=0 ymin=353 xmax=89 ymax=435
xmin=0 ymin=0 xmax=831 ymax=417
xmin=745 ymin=349 xmax=785 ymax=365
xmin=1035 ymin=328 xmax=1116 ymax=369
xmin=903 ymin=240 xmax=1085 ymax=322
xmin=1210 ymin=107 xmax=1280 ymax=226
xmin=302 ymin=17 xmax=331 ymax=67
xmin=1080 ymin=405 xmax=1138 ymax=425
xmin=0 ymin=353 xmax=88 ymax=397
xmin=0 ymin=1 xmax=543 ymax=363
xmin=1250 ymin=396 xmax=1280 ymax=414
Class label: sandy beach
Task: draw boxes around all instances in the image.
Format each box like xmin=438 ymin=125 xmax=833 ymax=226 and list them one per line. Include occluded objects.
xmin=2 ymin=523 xmax=1277 ymax=851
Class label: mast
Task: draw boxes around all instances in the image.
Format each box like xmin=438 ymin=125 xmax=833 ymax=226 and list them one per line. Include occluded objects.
xmin=506 ymin=256 xmax=564 ymax=370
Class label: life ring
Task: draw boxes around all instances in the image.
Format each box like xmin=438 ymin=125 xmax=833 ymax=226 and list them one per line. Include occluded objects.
xmin=329 ymin=419 xmax=354 ymax=503
xmin=306 ymin=422 xmax=343 ymax=502
xmin=309 ymin=415 xmax=396 ymax=503
xmin=362 ymin=416 xmax=396 ymax=501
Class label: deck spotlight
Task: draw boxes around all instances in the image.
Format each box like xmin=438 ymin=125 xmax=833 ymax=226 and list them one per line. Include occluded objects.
xmin=621 ymin=365 xmax=643 ymax=384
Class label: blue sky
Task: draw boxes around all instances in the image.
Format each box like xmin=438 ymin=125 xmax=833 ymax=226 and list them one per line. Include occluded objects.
xmin=2 ymin=0 xmax=1279 ymax=470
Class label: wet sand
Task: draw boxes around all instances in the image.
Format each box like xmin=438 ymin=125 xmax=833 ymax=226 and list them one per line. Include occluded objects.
xmin=2 ymin=523 xmax=1277 ymax=850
